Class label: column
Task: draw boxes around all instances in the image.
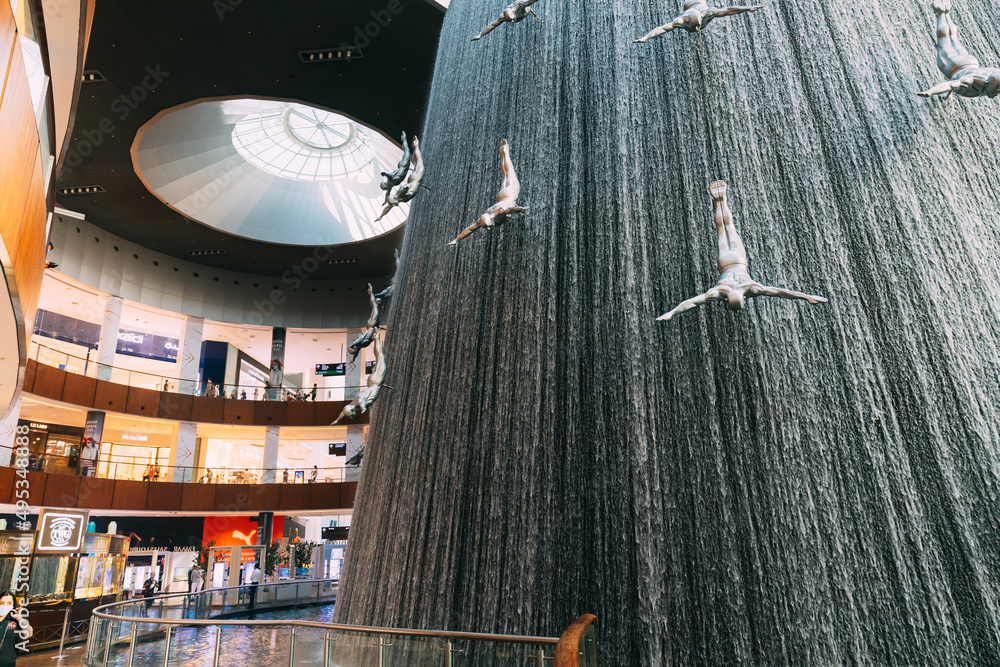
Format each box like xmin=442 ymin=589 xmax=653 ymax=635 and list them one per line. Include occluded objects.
xmin=344 ymin=330 xmax=362 ymax=401
xmin=261 ymin=426 xmax=279 ymax=483
xmin=268 ymin=327 xmax=285 ymax=400
xmin=0 ymin=397 xmax=21 ymax=467
xmin=170 ymin=422 xmax=197 ymax=483
xmin=178 ymin=317 xmax=203 ymax=395
xmin=344 ymin=425 xmax=364 ymax=483
xmin=257 ymin=512 xmax=274 ymax=547
xmin=94 ymin=295 xmax=122 ymax=381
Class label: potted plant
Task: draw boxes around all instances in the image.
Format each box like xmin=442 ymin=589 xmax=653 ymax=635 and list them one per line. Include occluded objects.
xmin=293 ymin=541 xmax=319 ymax=578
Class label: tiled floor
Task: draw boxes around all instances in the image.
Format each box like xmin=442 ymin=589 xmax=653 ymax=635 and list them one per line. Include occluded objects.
xmin=17 ymin=642 xmax=87 ymax=666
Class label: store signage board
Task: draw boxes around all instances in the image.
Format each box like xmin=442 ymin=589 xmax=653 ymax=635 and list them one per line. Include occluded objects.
xmin=116 ymin=329 xmax=180 ymax=363
xmin=37 ymin=509 xmax=90 ymax=553
xmin=315 ymin=363 xmax=346 ymax=377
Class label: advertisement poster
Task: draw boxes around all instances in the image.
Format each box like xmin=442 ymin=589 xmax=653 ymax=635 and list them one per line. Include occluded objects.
xmin=81 ymin=411 xmax=105 ymax=476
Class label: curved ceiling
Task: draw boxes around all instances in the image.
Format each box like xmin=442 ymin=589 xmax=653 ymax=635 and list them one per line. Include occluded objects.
xmin=133 ymin=98 xmax=408 ymax=246
xmin=55 ymin=0 xmax=444 ymax=278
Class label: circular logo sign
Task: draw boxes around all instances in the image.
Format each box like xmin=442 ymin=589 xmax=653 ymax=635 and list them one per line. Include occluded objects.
xmin=49 ymin=517 xmax=77 ymax=547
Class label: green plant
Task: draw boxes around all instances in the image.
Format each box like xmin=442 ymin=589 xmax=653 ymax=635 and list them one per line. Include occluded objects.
xmin=293 ymin=541 xmax=319 ymax=569
xmin=264 ymin=539 xmax=283 ymax=578
xmin=197 ymin=540 xmax=216 ymax=570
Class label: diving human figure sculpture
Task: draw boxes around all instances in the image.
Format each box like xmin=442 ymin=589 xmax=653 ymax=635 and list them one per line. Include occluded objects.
xmin=333 ymin=330 xmax=387 ymax=424
xmin=446 ymin=140 xmax=528 ymax=247
xmin=472 ymin=0 xmax=542 ymax=41
xmin=376 ymin=136 xmax=424 ymax=221
xmin=919 ymin=0 xmax=1000 ymax=99
xmin=657 ymin=181 xmax=827 ymax=322
xmin=634 ymin=0 xmax=763 ymax=42
xmin=347 ymin=283 xmax=381 ymax=365
xmin=380 ymin=132 xmax=411 ymax=203
xmin=374 ymin=249 xmax=399 ymax=301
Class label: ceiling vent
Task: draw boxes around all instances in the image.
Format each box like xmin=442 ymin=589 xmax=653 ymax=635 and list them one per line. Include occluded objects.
xmin=81 ymin=70 xmax=106 ymax=83
xmin=298 ymin=47 xmax=364 ymax=63
xmin=57 ymin=185 xmax=106 ymax=195
xmin=187 ymin=249 xmax=228 ymax=257
xmin=323 ymin=258 xmax=360 ymax=265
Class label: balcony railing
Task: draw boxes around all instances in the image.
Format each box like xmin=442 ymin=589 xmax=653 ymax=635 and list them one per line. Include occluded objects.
xmin=83 ymin=580 xmax=588 ymax=667
xmin=30 ymin=340 xmax=363 ymax=402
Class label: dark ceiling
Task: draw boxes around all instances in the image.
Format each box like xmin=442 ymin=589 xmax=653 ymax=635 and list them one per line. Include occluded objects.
xmin=57 ymin=0 xmax=443 ymax=278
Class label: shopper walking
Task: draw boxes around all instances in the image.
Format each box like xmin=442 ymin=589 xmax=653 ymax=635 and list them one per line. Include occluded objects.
xmin=141 ymin=576 xmax=158 ymax=615
xmin=0 ymin=593 xmax=32 ymax=666
xmin=248 ymin=562 xmax=261 ymax=609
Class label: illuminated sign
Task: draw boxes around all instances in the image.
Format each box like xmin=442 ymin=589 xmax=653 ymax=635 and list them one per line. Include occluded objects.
xmin=116 ymin=329 xmax=179 ymax=363
xmin=37 ymin=509 xmax=90 ymax=553
xmin=29 ymin=422 xmax=48 ymax=430
xmin=121 ymin=434 xmax=148 ymax=442
xmin=315 ymin=363 xmax=346 ymax=377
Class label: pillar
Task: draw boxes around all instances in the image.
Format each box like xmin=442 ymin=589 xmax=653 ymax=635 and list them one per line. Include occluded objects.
xmin=170 ymin=422 xmax=197 ymax=483
xmin=344 ymin=330 xmax=363 ymax=401
xmin=94 ymin=296 xmax=122 ymax=381
xmin=332 ymin=2 xmax=1000 ymax=665
xmin=261 ymin=426 xmax=279 ymax=484
xmin=344 ymin=425 xmax=364 ymax=483
xmin=178 ymin=317 xmax=203 ymax=395
xmin=268 ymin=327 xmax=285 ymax=400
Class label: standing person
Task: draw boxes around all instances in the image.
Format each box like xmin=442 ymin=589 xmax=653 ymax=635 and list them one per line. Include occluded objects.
xmin=152 ymin=465 xmax=161 ymax=482
xmin=282 ymin=469 xmax=289 ymax=484
xmin=310 ymin=466 xmax=318 ymax=483
xmin=142 ymin=464 xmax=153 ymax=482
xmin=248 ymin=562 xmax=261 ymax=609
xmin=189 ymin=565 xmax=204 ymax=594
xmin=241 ymin=390 xmax=247 ymax=400
xmin=310 ymin=384 xmax=318 ymax=401
xmin=0 ymin=593 xmax=32 ymax=666
xmin=141 ymin=575 xmax=157 ymax=615
xmin=206 ymin=469 xmax=214 ymax=483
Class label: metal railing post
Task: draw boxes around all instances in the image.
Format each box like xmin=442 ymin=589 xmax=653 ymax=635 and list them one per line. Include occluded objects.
xmin=126 ymin=622 xmax=139 ymax=667
xmin=535 ymin=647 xmax=545 ymax=667
xmin=445 ymin=640 xmax=453 ymax=667
xmin=322 ymin=630 xmax=331 ymax=667
xmin=213 ymin=626 xmax=223 ymax=666
xmin=287 ymin=627 xmax=297 ymax=667
xmin=53 ymin=605 xmax=71 ymax=660
xmin=377 ymin=636 xmax=385 ymax=667
xmin=161 ymin=626 xmax=172 ymax=666
xmin=102 ymin=620 xmax=114 ymax=664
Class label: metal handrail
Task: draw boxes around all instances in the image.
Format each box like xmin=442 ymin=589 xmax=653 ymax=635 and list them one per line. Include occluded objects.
xmin=91 ymin=580 xmax=559 ymax=645
xmin=29 ymin=340 xmax=367 ymax=401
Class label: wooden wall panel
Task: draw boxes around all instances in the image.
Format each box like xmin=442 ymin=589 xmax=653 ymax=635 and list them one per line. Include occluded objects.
xmin=94 ymin=380 xmax=128 ymax=412
xmin=62 ymin=372 xmax=98 ymax=407
xmin=0 ymin=1 xmax=16 ymax=77
xmin=110 ymin=480 xmax=148 ymax=511
xmin=191 ymin=396 xmax=224 ymax=423
xmin=214 ymin=484 xmax=249 ymax=512
xmin=22 ymin=471 xmax=46 ymax=507
xmin=310 ymin=483 xmax=340 ymax=510
xmin=279 ymin=484 xmax=311 ymax=511
xmin=125 ymin=387 xmax=160 ymax=417
xmin=179 ymin=483 xmax=215 ymax=511
xmin=252 ymin=401 xmax=284 ymax=426
xmin=14 ymin=156 xmax=46 ymax=325
xmin=31 ymin=363 xmax=65 ymax=401
xmin=222 ymin=399 xmax=255 ymax=425
xmin=0 ymin=466 xmax=14 ymax=504
xmin=77 ymin=477 xmax=115 ymax=510
xmin=247 ymin=484 xmax=280 ymax=512
xmin=284 ymin=402 xmax=316 ymax=426
xmin=158 ymin=392 xmax=193 ymax=421
xmin=341 ymin=482 xmax=358 ymax=508
xmin=42 ymin=475 xmax=80 ymax=508
xmin=21 ymin=358 xmax=36 ymax=393
xmin=145 ymin=482 xmax=182 ymax=511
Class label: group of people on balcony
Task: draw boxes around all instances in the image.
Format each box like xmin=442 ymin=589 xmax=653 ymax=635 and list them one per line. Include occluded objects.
xmin=200 ymin=379 xmax=320 ymax=402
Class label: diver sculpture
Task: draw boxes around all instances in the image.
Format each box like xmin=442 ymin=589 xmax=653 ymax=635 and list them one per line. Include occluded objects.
xmin=446 ymin=140 xmax=528 ymax=247
xmin=657 ymin=181 xmax=827 ymax=321
xmin=918 ymin=0 xmax=1000 ymax=99
xmin=380 ymin=132 xmax=411 ymax=203
xmin=376 ymin=136 xmax=425 ymax=221
xmin=374 ymin=249 xmax=400 ymax=301
xmin=472 ymin=0 xmax=542 ymax=41
xmin=347 ymin=284 xmax=381 ymax=365
xmin=333 ymin=330 xmax=387 ymax=424
xmin=634 ymin=0 xmax=763 ymax=42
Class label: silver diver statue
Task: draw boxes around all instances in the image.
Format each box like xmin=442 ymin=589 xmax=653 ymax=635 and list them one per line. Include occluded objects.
xmin=918 ymin=0 xmax=1000 ymax=99
xmin=634 ymin=0 xmax=763 ymax=43
xmin=376 ymin=136 xmax=425 ymax=222
xmin=446 ymin=140 xmax=528 ymax=247
xmin=380 ymin=132 xmax=411 ymax=203
xmin=347 ymin=283 xmax=381 ymax=365
xmin=374 ymin=249 xmax=399 ymax=301
xmin=472 ymin=0 xmax=542 ymax=41
xmin=333 ymin=329 xmax=387 ymax=425
xmin=656 ymin=181 xmax=827 ymax=322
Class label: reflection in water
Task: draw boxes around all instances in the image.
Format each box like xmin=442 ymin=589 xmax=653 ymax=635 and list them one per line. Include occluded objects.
xmin=107 ymin=604 xmax=334 ymax=666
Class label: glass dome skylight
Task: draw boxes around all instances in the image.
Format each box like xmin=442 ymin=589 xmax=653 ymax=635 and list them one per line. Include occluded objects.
xmin=231 ymin=104 xmax=376 ymax=182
